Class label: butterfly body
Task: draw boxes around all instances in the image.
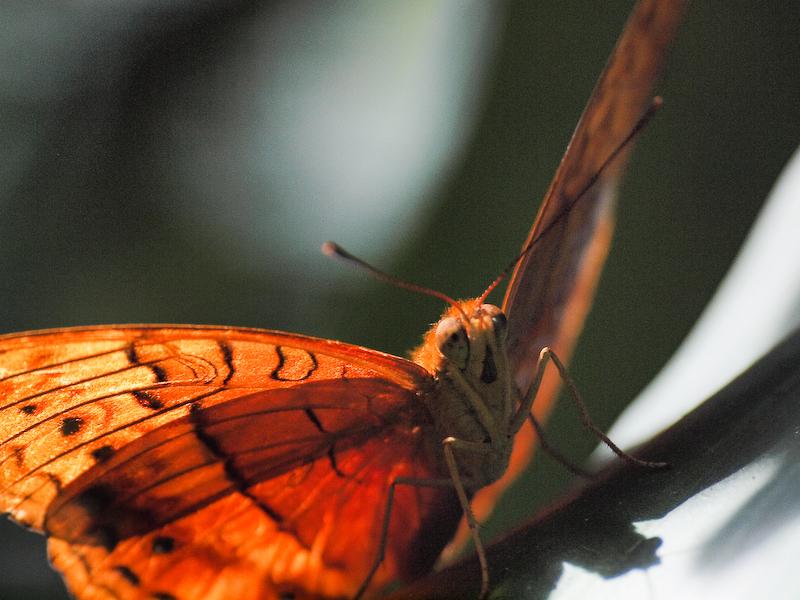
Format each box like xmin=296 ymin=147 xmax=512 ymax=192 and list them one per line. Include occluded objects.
xmin=415 ymin=300 xmax=517 ymax=491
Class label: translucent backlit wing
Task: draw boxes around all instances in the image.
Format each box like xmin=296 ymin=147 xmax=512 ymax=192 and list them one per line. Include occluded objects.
xmin=0 ymin=326 xmax=458 ymax=598
xmin=456 ymin=0 xmax=688 ymax=553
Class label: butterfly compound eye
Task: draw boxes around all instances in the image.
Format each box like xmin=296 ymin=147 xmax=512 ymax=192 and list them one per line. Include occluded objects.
xmin=480 ymin=304 xmax=507 ymax=340
xmin=435 ymin=317 xmax=469 ymax=369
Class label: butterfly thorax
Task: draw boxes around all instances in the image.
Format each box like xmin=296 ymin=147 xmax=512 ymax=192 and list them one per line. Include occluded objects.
xmin=412 ymin=299 xmax=519 ymax=492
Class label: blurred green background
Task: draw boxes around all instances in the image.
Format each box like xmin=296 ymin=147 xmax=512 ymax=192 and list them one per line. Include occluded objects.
xmin=1 ymin=1 xmax=798 ymax=597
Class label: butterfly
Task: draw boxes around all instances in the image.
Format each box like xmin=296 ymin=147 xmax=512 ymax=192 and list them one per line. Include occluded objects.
xmin=0 ymin=1 xmax=685 ymax=598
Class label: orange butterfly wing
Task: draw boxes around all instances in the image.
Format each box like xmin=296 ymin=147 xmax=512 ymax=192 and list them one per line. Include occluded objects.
xmin=451 ymin=0 xmax=688 ymax=552
xmin=0 ymin=326 xmax=459 ymax=598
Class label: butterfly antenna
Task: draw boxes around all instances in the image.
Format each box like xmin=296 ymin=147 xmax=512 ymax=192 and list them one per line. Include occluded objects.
xmin=322 ymin=241 xmax=468 ymax=319
xmin=478 ymin=96 xmax=663 ymax=305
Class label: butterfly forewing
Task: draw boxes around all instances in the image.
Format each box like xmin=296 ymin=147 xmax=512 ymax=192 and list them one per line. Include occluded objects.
xmin=504 ymin=0 xmax=687 ymax=397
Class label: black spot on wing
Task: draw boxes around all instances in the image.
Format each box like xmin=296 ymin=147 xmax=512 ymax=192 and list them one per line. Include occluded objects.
xmin=91 ymin=445 xmax=115 ymax=463
xmin=20 ymin=404 xmax=36 ymax=415
xmin=219 ymin=341 xmax=235 ymax=385
xmin=327 ymin=444 xmax=345 ymax=478
xmin=269 ymin=346 xmax=286 ymax=380
xmin=152 ymin=536 xmax=175 ymax=554
xmin=114 ymin=565 xmax=140 ymax=586
xmin=57 ymin=484 xmax=155 ymax=549
xmin=269 ymin=346 xmax=318 ymax=381
xmin=133 ymin=390 xmax=164 ymax=410
xmin=61 ymin=417 xmax=83 ymax=436
xmin=150 ymin=364 xmax=168 ymax=383
xmin=95 ymin=525 xmax=119 ymax=552
xmin=127 ymin=341 xmax=168 ymax=383
xmin=125 ymin=343 xmax=139 ymax=366
xmin=76 ymin=484 xmax=116 ymax=515
xmin=153 ymin=593 xmax=177 ymax=600
xmin=304 ymin=408 xmax=326 ymax=433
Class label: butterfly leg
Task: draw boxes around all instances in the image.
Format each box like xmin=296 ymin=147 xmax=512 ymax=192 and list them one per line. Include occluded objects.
xmin=354 ymin=438 xmax=491 ymax=600
xmin=354 ymin=475 xmax=457 ymax=600
xmin=513 ymin=347 xmax=668 ymax=469
xmin=442 ymin=436 xmax=490 ymax=600
xmin=508 ymin=346 xmax=556 ymax=435
xmin=526 ymin=412 xmax=593 ymax=478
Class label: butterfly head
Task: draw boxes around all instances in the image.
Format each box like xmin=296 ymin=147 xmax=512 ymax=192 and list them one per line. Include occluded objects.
xmin=433 ymin=303 xmax=507 ymax=372
xmin=413 ymin=299 xmax=509 ymax=386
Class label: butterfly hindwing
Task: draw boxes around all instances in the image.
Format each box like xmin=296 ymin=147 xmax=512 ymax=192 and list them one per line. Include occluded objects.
xmin=47 ymin=423 xmax=460 ymax=599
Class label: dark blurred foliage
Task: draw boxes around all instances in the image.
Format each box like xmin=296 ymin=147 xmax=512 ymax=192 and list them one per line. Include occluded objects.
xmin=1 ymin=1 xmax=798 ymax=597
